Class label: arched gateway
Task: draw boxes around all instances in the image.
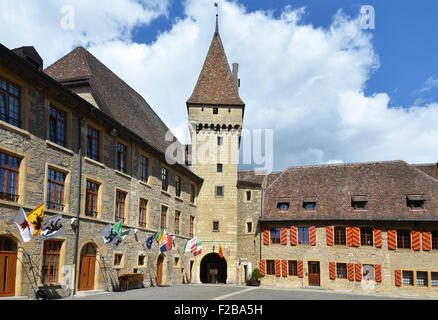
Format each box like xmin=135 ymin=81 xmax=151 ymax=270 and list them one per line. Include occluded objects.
xmin=200 ymin=253 xmax=227 ymax=284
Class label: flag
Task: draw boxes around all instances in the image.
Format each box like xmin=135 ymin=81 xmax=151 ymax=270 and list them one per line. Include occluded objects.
xmin=27 ymin=203 xmax=44 ymax=236
xmin=157 ymin=229 xmax=167 ymax=248
xmin=40 ymin=214 xmax=65 ymax=240
xmin=184 ymin=237 xmax=197 ymax=253
xmin=14 ymin=207 xmax=34 ymax=242
xmin=101 ymin=224 xmax=119 ymax=246
xmin=194 ymin=241 xmax=203 ymax=256
xmin=218 ymin=245 xmax=224 ymax=259
xmin=166 ymin=235 xmax=173 ymax=251
xmin=146 ymin=234 xmax=155 ymax=250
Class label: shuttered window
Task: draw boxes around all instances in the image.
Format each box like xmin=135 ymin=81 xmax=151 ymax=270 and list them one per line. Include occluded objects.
xmin=298 ymin=227 xmax=309 ymax=244
xmin=432 ymin=231 xmax=438 ymax=250
xmin=288 ymin=261 xmax=298 ymax=276
xmin=270 ymin=228 xmax=281 ymax=244
xmin=360 ymin=227 xmax=373 ymax=246
xmin=266 ymin=260 xmax=275 ymax=275
xmin=397 ymin=230 xmax=411 ymax=249
xmin=336 ymin=263 xmax=347 ymax=279
xmin=402 ymin=271 xmax=414 ymax=286
xmin=334 ymin=227 xmax=346 ymax=245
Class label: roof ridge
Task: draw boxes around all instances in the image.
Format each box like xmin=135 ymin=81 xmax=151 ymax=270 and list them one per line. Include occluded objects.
xmin=283 ymin=160 xmax=407 ymax=170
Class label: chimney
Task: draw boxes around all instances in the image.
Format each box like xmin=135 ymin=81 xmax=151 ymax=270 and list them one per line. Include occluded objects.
xmin=12 ymin=46 xmax=43 ymax=71
xmin=232 ymin=63 xmax=240 ymax=89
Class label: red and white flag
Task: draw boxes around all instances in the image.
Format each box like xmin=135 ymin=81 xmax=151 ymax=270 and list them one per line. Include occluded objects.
xmin=14 ymin=207 xmax=34 ymax=242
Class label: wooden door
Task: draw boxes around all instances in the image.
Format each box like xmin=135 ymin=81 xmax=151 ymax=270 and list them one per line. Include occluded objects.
xmin=157 ymin=255 xmax=163 ymax=285
xmin=0 ymin=237 xmax=17 ymax=297
xmin=78 ymin=244 xmax=96 ymax=291
xmin=308 ymin=261 xmax=320 ymax=286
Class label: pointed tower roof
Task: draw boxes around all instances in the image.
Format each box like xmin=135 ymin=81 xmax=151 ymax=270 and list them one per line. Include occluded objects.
xmin=187 ymin=16 xmax=245 ymax=106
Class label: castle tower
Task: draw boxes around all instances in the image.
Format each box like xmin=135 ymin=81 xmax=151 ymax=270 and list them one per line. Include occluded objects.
xmin=187 ymin=14 xmax=245 ymax=284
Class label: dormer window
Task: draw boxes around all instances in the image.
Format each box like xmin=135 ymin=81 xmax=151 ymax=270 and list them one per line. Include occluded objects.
xmin=352 ymin=195 xmax=368 ymax=210
xmin=303 ymin=197 xmax=317 ymax=211
xmin=406 ymin=195 xmax=426 ymax=210
xmin=277 ymin=202 xmax=289 ymax=211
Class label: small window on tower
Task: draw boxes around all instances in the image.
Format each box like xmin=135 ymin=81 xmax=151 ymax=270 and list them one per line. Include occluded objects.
xmin=217 ymin=163 xmax=223 ymax=173
xmin=213 ymin=108 xmax=218 ymax=114
xmin=217 ymin=136 xmax=223 ymax=146
xmin=246 ymin=191 xmax=251 ymax=201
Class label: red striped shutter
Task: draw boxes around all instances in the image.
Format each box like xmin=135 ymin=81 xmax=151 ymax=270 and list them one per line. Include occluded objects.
xmin=290 ymin=226 xmax=297 ymax=245
xmin=282 ymin=260 xmax=288 ymax=277
xmin=263 ymin=227 xmax=270 ymax=245
xmin=347 ymin=227 xmax=353 ymax=246
xmin=326 ymin=226 xmax=334 ymax=246
xmin=309 ymin=226 xmax=316 ymax=246
xmin=260 ymin=260 xmax=266 ymax=276
xmin=355 ymin=264 xmax=362 ymax=281
xmin=387 ymin=229 xmax=397 ymax=250
xmin=281 ymin=228 xmax=288 ymax=245
xmin=329 ymin=262 xmax=336 ymax=280
xmin=395 ymin=270 xmax=402 ymax=287
xmin=374 ymin=228 xmax=382 ymax=248
xmin=412 ymin=230 xmax=421 ymax=251
xmin=347 ymin=263 xmax=354 ymax=281
xmin=352 ymin=227 xmax=360 ymax=247
xmin=298 ymin=260 xmax=304 ymax=278
xmin=275 ymin=260 xmax=281 ymax=277
xmin=375 ymin=264 xmax=382 ymax=283
xmin=423 ymin=231 xmax=431 ymax=251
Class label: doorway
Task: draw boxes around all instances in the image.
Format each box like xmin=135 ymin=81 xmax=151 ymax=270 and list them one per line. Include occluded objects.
xmin=78 ymin=243 xmax=96 ymax=291
xmin=0 ymin=236 xmax=17 ymax=297
xmin=200 ymin=253 xmax=227 ymax=284
xmin=308 ymin=261 xmax=320 ymax=286
xmin=157 ymin=254 xmax=164 ymax=286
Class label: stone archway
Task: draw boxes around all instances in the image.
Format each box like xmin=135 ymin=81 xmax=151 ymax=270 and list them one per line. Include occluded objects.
xmin=200 ymin=253 xmax=227 ymax=284
xmin=78 ymin=242 xmax=97 ymax=291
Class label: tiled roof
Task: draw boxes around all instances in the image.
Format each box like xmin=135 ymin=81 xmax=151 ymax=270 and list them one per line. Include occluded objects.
xmin=187 ymin=30 xmax=245 ymax=106
xmin=262 ymin=160 xmax=438 ymax=221
xmin=238 ymin=170 xmax=265 ymax=185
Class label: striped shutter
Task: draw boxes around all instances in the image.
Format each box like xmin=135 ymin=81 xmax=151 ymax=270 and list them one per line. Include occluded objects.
xmin=352 ymin=227 xmax=360 ymax=247
xmin=374 ymin=228 xmax=382 ymax=248
xmin=275 ymin=260 xmax=281 ymax=277
xmin=326 ymin=226 xmax=334 ymax=246
xmin=281 ymin=228 xmax=288 ymax=245
xmin=395 ymin=270 xmax=402 ymax=287
xmin=347 ymin=227 xmax=353 ymax=246
xmin=387 ymin=229 xmax=397 ymax=250
xmin=260 ymin=260 xmax=266 ymax=276
xmin=422 ymin=231 xmax=431 ymax=251
xmin=329 ymin=262 xmax=336 ymax=280
xmin=263 ymin=227 xmax=270 ymax=245
xmin=355 ymin=264 xmax=362 ymax=281
xmin=412 ymin=230 xmax=421 ymax=251
xmin=309 ymin=226 xmax=316 ymax=246
xmin=282 ymin=260 xmax=288 ymax=277
xmin=298 ymin=260 xmax=304 ymax=278
xmin=290 ymin=226 xmax=297 ymax=245
xmin=375 ymin=264 xmax=382 ymax=283
xmin=347 ymin=263 xmax=354 ymax=281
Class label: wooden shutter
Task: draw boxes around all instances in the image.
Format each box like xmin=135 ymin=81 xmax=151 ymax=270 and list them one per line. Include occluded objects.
xmin=412 ymin=230 xmax=421 ymax=251
xmin=355 ymin=264 xmax=362 ymax=281
xmin=326 ymin=226 xmax=334 ymax=246
xmin=263 ymin=227 xmax=270 ymax=245
xmin=275 ymin=260 xmax=281 ymax=277
xmin=290 ymin=226 xmax=297 ymax=245
xmin=352 ymin=227 xmax=360 ymax=247
xmin=281 ymin=228 xmax=288 ymax=245
xmin=374 ymin=228 xmax=382 ymax=248
xmin=309 ymin=226 xmax=316 ymax=246
xmin=387 ymin=229 xmax=396 ymax=250
xmin=260 ymin=260 xmax=266 ymax=276
xmin=347 ymin=227 xmax=353 ymax=246
xmin=375 ymin=264 xmax=382 ymax=283
xmin=394 ymin=270 xmax=402 ymax=287
xmin=347 ymin=263 xmax=354 ymax=281
xmin=422 ymin=231 xmax=431 ymax=251
xmin=329 ymin=262 xmax=336 ymax=280
xmin=282 ymin=260 xmax=288 ymax=277
xmin=298 ymin=260 xmax=304 ymax=278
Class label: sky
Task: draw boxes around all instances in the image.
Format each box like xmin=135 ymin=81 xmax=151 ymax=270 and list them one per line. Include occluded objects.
xmin=1 ymin=0 xmax=438 ymax=172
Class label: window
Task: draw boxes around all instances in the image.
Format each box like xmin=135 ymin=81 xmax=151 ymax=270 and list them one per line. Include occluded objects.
xmin=175 ymin=175 xmax=182 ymax=197
xmin=139 ymin=199 xmax=147 ymax=227
xmin=47 ymin=168 xmax=66 ymax=211
xmin=190 ymin=183 xmax=196 ymax=203
xmin=139 ymin=155 xmax=149 ymax=183
xmin=217 ymin=163 xmax=223 ymax=173
xmin=402 ymin=271 xmax=414 ymax=286
xmin=213 ymin=220 xmax=219 ymax=231
xmin=360 ymin=227 xmax=374 ymax=246
xmin=407 ymin=195 xmax=425 ymax=210
xmin=117 ymin=142 xmax=127 ymax=173
xmin=416 ymin=271 xmax=428 ymax=287
xmin=213 ymin=108 xmax=218 ymax=114
xmin=0 ymin=152 xmax=20 ymax=202
xmin=161 ymin=167 xmax=169 ymax=191
xmin=138 ymin=255 xmax=145 ymax=266
xmin=298 ymin=227 xmax=310 ymax=244
xmin=49 ymin=105 xmax=66 ymax=147
xmin=189 ymin=216 xmax=194 ymax=238
xmin=247 ymin=222 xmax=252 ymax=233
xmin=216 ymin=186 xmax=223 ymax=197
xmin=161 ymin=206 xmax=168 ymax=229
xmin=246 ymin=191 xmax=251 ymax=201
xmin=85 ymin=180 xmax=99 ymax=217
xmin=115 ymin=191 xmax=126 ymax=222
xmin=114 ymin=253 xmax=123 ymax=267
xmin=352 ymin=201 xmax=367 ymax=210
xmin=277 ymin=202 xmax=289 ymax=211
xmin=288 ymin=261 xmax=298 ymax=276
xmin=303 ymin=202 xmax=316 ymax=211
xmin=0 ymin=76 xmax=20 ymax=127
xmin=334 ymin=227 xmax=346 ymax=245
xmin=336 ymin=263 xmax=347 ymax=279
xmin=266 ymin=260 xmax=276 ymax=275
xmin=362 ymin=265 xmax=375 ymax=281
xmin=270 ymin=228 xmax=281 ymax=244
xmin=87 ymin=126 xmax=100 ymax=161
xmin=397 ymin=230 xmax=411 ymax=249
xmin=174 ymin=210 xmax=180 ymax=235
xmin=432 ymin=231 xmax=438 ymax=250
xmin=432 ymin=272 xmax=438 ymax=287
xmin=217 ymin=136 xmax=223 ymax=146
xmin=42 ymin=240 xmax=62 ymax=284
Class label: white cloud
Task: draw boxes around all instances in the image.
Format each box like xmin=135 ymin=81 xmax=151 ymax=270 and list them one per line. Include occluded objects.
xmin=1 ymin=0 xmax=438 ymax=171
